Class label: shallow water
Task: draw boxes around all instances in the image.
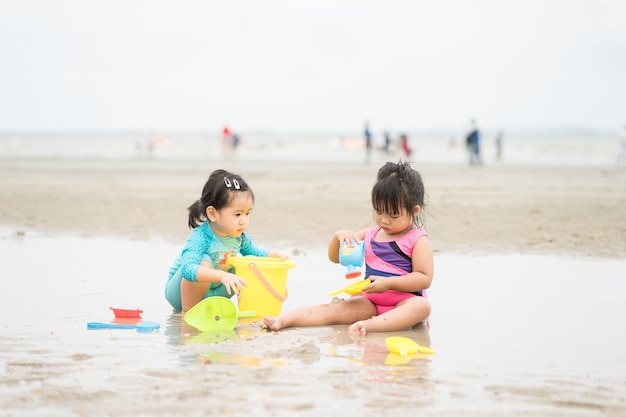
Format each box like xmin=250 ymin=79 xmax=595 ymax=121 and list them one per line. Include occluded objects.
xmin=1 ymin=231 xmax=625 ymax=415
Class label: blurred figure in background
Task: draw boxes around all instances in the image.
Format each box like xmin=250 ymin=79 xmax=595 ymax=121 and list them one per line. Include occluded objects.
xmin=495 ymin=129 xmax=504 ymax=161
xmin=135 ymin=130 xmax=167 ymax=158
xmin=229 ymin=133 xmax=241 ymax=154
xmin=382 ymin=131 xmax=391 ymax=155
xmin=399 ymin=133 xmax=412 ymax=160
xmin=618 ymin=124 xmax=626 ymax=167
xmin=364 ymin=122 xmax=373 ymax=164
xmin=135 ymin=130 xmax=154 ymax=158
xmin=222 ymin=125 xmax=232 ymax=157
xmin=465 ymin=119 xmax=482 ymax=165
xmin=221 ymin=125 xmax=241 ymax=158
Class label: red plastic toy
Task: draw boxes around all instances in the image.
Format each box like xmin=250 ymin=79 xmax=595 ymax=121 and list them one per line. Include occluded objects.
xmin=109 ymin=307 xmax=143 ymax=319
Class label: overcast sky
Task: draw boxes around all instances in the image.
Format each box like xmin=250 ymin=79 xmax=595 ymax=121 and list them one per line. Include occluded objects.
xmin=1 ymin=0 xmax=625 ymax=133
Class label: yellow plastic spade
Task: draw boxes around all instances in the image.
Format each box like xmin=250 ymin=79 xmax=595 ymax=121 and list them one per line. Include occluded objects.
xmin=385 ymin=336 xmax=436 ymax=356
xmin=384 ymin=352 xmax=433 ymax=366
xmin=328 ymin=279 xmax=371 ymax=297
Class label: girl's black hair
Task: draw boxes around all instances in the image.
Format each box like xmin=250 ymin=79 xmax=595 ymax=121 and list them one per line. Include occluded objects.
xmin=371 ymin=161 xmax=426 ymax=227
xmin=187 ymin=169 xmax=254 ymax=228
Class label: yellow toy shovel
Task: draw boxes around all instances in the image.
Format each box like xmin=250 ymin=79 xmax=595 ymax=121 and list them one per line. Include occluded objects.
xmin=385 ymin=336 xmax=436 ymax=356
xmin=328 ymin=279 xmax=371 ymax=297
xmin=384 ymin=352 xmax=433 ymax=366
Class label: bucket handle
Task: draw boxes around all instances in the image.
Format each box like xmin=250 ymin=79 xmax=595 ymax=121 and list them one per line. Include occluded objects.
xmin=248 ymin=262 xmax=288 ymax=302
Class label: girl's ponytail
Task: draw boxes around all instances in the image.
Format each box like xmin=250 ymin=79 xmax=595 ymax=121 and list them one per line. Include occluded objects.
xmin=187 ymin=199 xmax=205 ymax=229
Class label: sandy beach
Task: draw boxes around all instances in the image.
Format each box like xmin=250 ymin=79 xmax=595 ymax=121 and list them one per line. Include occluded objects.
xmin=1 ymin=154 xmax=626 ymax=416
xmin=2 ymin=157 xmax=625 ymax=257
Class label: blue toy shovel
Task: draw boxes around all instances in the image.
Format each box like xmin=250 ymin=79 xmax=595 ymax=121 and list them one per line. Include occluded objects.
xmin=87 ymin=321 xmax=160 ymax=332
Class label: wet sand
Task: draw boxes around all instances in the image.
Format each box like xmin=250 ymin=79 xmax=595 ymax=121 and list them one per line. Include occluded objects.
xmin=1 ymin=157 xmax=625 ymax=416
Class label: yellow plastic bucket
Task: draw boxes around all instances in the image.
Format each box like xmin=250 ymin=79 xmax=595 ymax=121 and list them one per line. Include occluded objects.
xmin=226 ymin=256 xmax=296 ymax=317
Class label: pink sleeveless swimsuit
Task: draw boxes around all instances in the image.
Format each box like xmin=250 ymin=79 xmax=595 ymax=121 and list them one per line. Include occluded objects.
xmin=362 ymin=226 xmax=428 ymax=315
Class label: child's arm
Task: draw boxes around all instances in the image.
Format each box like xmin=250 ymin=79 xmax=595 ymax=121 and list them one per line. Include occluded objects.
xmin=195 ymin=261 xmax=246 ymax=296
xmin=179 ymin=229 xmax=209 ymax=282
xmin=240 ymin=232 xmax=289 ymax=260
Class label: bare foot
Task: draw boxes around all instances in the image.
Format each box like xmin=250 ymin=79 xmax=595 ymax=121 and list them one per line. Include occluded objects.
xmin=348 ymin=320 xmax=367 ymax=336
xmin=263 ymin=316 xmax=282 ymax=331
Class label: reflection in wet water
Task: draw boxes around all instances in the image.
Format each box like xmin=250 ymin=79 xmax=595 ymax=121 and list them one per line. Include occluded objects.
xmin=1 ymin=231 xmax=625 ymax=415
xmin=161 ymin=307 xmax=434 ymax=375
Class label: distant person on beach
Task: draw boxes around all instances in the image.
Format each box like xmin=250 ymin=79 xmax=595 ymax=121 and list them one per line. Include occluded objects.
xmin=617 ymin=125 xmax=626 ymax=167
xmin=165 ymin=169 xmax=288 ymax=313
xmin=222 ymin=125 xmax=231 ymax=143
xmin=221 ymin=125 xmax=241 ymax=157
xmin=495 ymin=130 xmax=504 ymax=161
xmin=264 ymin=161 xmax=433 ymax=335
xmin=465 ymin=119 xmax=482 ymax=165
xmin=135 ymin=131 xmax=155 ymax=158
xmin=229 ymin=133 xmax=241 ymax=153
xmin=364 ymin=122 xmax=373 ymax=164
xmin=399 ymin=133 xmax=412 ymax=160
xmin=221 ymin=125 xmax=232 ymax=156
xmin=382 ymin=131 xmax=391 ymax=154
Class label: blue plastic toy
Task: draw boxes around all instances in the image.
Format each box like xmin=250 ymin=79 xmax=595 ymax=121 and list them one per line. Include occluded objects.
xmin=87 ymin=321 xmax=160 ymax=332
xmin=339 ymin=240 xmax=365 ymax=279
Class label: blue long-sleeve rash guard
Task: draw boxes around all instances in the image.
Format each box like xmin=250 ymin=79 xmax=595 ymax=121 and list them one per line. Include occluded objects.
xmin=168 ymin=221 xmax=269 ymax=283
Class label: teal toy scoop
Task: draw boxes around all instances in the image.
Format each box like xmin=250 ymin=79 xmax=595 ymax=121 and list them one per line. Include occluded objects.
xmin=184 ymin=296 xmax=256 ymax=332
xmin=87 ymin=321 xmax=160 ymax=332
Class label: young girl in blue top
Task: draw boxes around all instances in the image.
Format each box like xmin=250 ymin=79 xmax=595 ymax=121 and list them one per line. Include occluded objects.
xmin=165 ymin=169 xmax=288 ymax=313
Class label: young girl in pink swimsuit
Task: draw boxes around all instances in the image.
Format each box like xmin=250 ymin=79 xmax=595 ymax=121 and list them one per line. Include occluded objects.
xmin=264 ymin=161 xmax=433 ymax=335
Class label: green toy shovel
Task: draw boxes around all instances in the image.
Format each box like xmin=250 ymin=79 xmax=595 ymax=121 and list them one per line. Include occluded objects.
xmin=184 ymin=296 xmax=256 ymax=332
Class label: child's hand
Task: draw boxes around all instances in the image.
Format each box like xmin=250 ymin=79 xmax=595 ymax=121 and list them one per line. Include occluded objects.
xmin=335 ymin=230 xmax=358 ymax=246
xmin=364 ymin=275 xmax=389 ymax=293
xmin=221 ymin=272 xmax=247 ymax=296
xmin=268 ymin=251 xmax=290 ymax=261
